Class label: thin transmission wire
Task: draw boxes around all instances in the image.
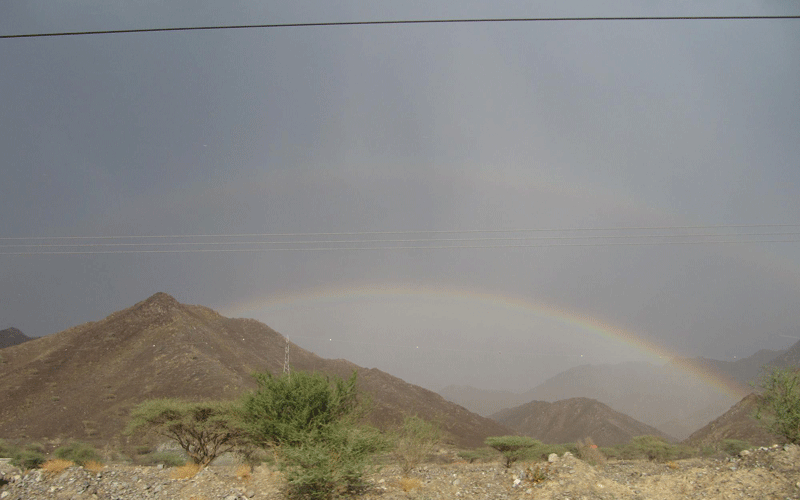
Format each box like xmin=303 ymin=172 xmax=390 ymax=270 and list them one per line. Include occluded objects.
xmin=2 ymin=231 xmax=800 ymax=248
xmin=2 ymin=15 xmax=799 ymax=39
xmin=2 ymin=223 xmax=799 ymax=241
xmin=2 ymin=239 xmax=799 ymax=255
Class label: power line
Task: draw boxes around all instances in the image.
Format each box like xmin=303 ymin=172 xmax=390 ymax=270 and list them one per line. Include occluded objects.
xmin=2 ymin=223 xmax=799 ymax=241
xmin=2 ymin=231 xmax=799 ymax=248
xmin=2 ymin=238 xmax=798 ymax=255
xmin=2 ymin=15 xmax=799 ymax=40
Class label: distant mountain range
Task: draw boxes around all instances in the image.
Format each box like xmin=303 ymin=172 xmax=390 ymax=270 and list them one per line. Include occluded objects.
xmin=490 ymin=397 xmax=672 ymax=447
xmin=0 ymin=293 xmax=511 ymax=448
xmin=0 ymin=327 xmax=31 ymax=349
xmin=440 ymin=344 xmax=794 ymax=440
xmin=3 ymin=293 xmax=794 ymax=450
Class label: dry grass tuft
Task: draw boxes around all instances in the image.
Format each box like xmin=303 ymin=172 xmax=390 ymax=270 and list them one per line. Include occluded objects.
xmin=83 ymin=460 xmax=105 ymax=473
xmin=396 ymin=477 xmax=422 ymax=492
xmin=170 ymin=462 xmax=202 ymax=480
xmin=576 ymin=437 xmax=607 ymax=466
xmin=235 ymin=464 xmax=252 ymax=482
xmin=41 ymin=459 xmax=74 ymax=474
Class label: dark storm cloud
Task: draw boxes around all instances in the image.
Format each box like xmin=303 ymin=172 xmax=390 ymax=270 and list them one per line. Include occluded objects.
xmin=1 ymin=1 xmax=799 ymax=389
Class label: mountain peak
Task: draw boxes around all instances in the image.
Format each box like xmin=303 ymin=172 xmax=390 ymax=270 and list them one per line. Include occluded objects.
xmin=0 ymin=327 xmax=31 ymax=349
xmin=142 ymin=292 xmax=180 ymax=306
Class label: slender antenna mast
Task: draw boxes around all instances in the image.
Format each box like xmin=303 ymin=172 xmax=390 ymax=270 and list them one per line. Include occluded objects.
xmin=283 ymin=336 xmax=290 ymax=379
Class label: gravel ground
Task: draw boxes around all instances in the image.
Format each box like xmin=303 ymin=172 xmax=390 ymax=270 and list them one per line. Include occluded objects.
xmin=2 ymin=445 xmax=798 ymax=500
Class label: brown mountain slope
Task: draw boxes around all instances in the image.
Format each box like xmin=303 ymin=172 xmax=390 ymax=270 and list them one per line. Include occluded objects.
xmin=684 ymin=394 xmax=783 ymax=447
xmin=519 ymin=362 xmax=749 ymax=440
xmin=490 ymin=397 xmax=673 ymax=447
xmin=0 ymin=327 xmax=31 ymax=349
xmin=0 ymin=292 xmax=511 ymax=448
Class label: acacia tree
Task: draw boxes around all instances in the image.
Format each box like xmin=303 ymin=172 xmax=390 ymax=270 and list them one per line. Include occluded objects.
xmin=485 ymin=435 xmax=538 ymax=468
xmin=126 ymin=399 xmax=246 ymax=467
xmin=756 ymin=367 xmax=800 ymax=444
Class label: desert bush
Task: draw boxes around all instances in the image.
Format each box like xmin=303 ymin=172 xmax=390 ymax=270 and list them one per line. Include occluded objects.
xmin=54 ymin=441 xmax=101 ymax=466
xmin=84 ymin=460 xmax=105 ymax=473
xmin=485 ymin=436 xmax=539 ymax=468
xmin=619 ymin=436 xmax=694 ymax=462
xmin=41 ymin=459 xmax=74 ymax=474
xmin=235 ymin=463 xmax=252 ymax=482
xmin=721 ymin=439 xmax=751 ymax=456
xmin=11 ymin=443 xmax=46 ymax=470
xmin=126 ymin=399 xmax=246 ymax=467
xmin=137 ymin=451 xmax=186 ymax=467
xmin=600 ymin=446 xmax=620 ymax=459
xmin=240 ymin=370 xmax=365 ymax=447
xmin=457 ymin=447 xmax=497 ymax=463
xmin=240 ymin=370 xmax=389 ymax=500
xmin=396 ymin=477 xmax=422 ymax=491
xmin=392 ymin=414 xmax=441 ymax=476
xmin=278 ymin=424 xmax=387 ymax=500
xmin=576 ymin=438 xmax=606 ymax=466
xmin=755 ymin=367 xmax=800 ymax=444
xmin=170 ymin=462 xmax=202 ymax=480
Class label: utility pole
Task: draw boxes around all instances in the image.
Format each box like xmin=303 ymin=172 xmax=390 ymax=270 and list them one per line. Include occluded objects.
xmin=283 ymin=336 xmax=290 ymax=379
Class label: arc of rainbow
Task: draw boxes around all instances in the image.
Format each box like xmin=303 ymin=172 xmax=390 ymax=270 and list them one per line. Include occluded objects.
xmin=222 ymin=283 xmax=752 ymax=399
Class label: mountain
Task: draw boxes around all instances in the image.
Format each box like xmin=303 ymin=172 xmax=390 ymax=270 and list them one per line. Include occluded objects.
xmin=437 ymin=385 xmax=527 ymax=417
xmin=0 ymin=327 xmax=31 ymax=349
xmin=0 ymin=293 xmax=512 ymax=448
xmin=766 ymin=339 xmax=800 ymax=369
xmin=516 ymin=362 xmax=742 ymax=439
xmin=684 ymin=394 xmax=782 ymax=447
xmin=490 ymin=397 xmax=672 ymax=447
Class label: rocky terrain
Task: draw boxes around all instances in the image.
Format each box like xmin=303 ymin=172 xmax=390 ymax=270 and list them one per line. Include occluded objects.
xmin=2 ymin=445 xmax=799 ymax=500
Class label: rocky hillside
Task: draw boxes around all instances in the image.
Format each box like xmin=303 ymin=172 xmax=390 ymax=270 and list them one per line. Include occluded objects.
xmin=0 ymin=328 xmax=31 ymax=349
xmin=684 ymin=393 xmax=782 ymax=447
xmin=490 ymin=397 xmax=672 ymax=447
xmin=0 ymin=293 xmax=511 ymax=448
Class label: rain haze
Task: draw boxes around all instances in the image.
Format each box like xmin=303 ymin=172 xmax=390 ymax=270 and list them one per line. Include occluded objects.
xmin=1 ymin=1 xmax=799 ymax=392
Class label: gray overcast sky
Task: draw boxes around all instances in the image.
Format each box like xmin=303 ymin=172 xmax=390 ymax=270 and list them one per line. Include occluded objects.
xmin=2 ymin=1 xmax=799 ymax=391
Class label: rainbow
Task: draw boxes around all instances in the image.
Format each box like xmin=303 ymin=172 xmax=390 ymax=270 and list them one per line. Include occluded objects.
xmin=221 ymin=283 xmax=751 ymax=399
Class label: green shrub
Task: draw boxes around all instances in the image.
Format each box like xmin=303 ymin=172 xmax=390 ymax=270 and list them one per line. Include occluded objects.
xmin=620 ymin=436 xmax=694 ymax=462
xmin=54 ymin=441 xmax=101 ymax=466
xmin=755 ymin=367 xmax=800 ymax=444
xmin=600 ymin=446 xmax=620 ymax=459
xmin=458 ymin=447 xmax=497 ymax=463
xmin=137 ymin=451 xmax=186 ymax=467
xmin=279 ymin=425 xmax=387 ymax=500
xmin=240 ymin=370 xmax=388 ymax=499
xmin=721 ymin=439 xmax=751 ymax=456
xmin=0 ymin=439 xmax=17 ymax=457
xmin=241 ymin=370 xmax=365 ymax=447
xmin=392 ymin=415 xmax=441 ymax=476
xmin=485 ymin=436 xmax=539 ymax=468
xmin=11 ymin=443 xmax=46 ymax=470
